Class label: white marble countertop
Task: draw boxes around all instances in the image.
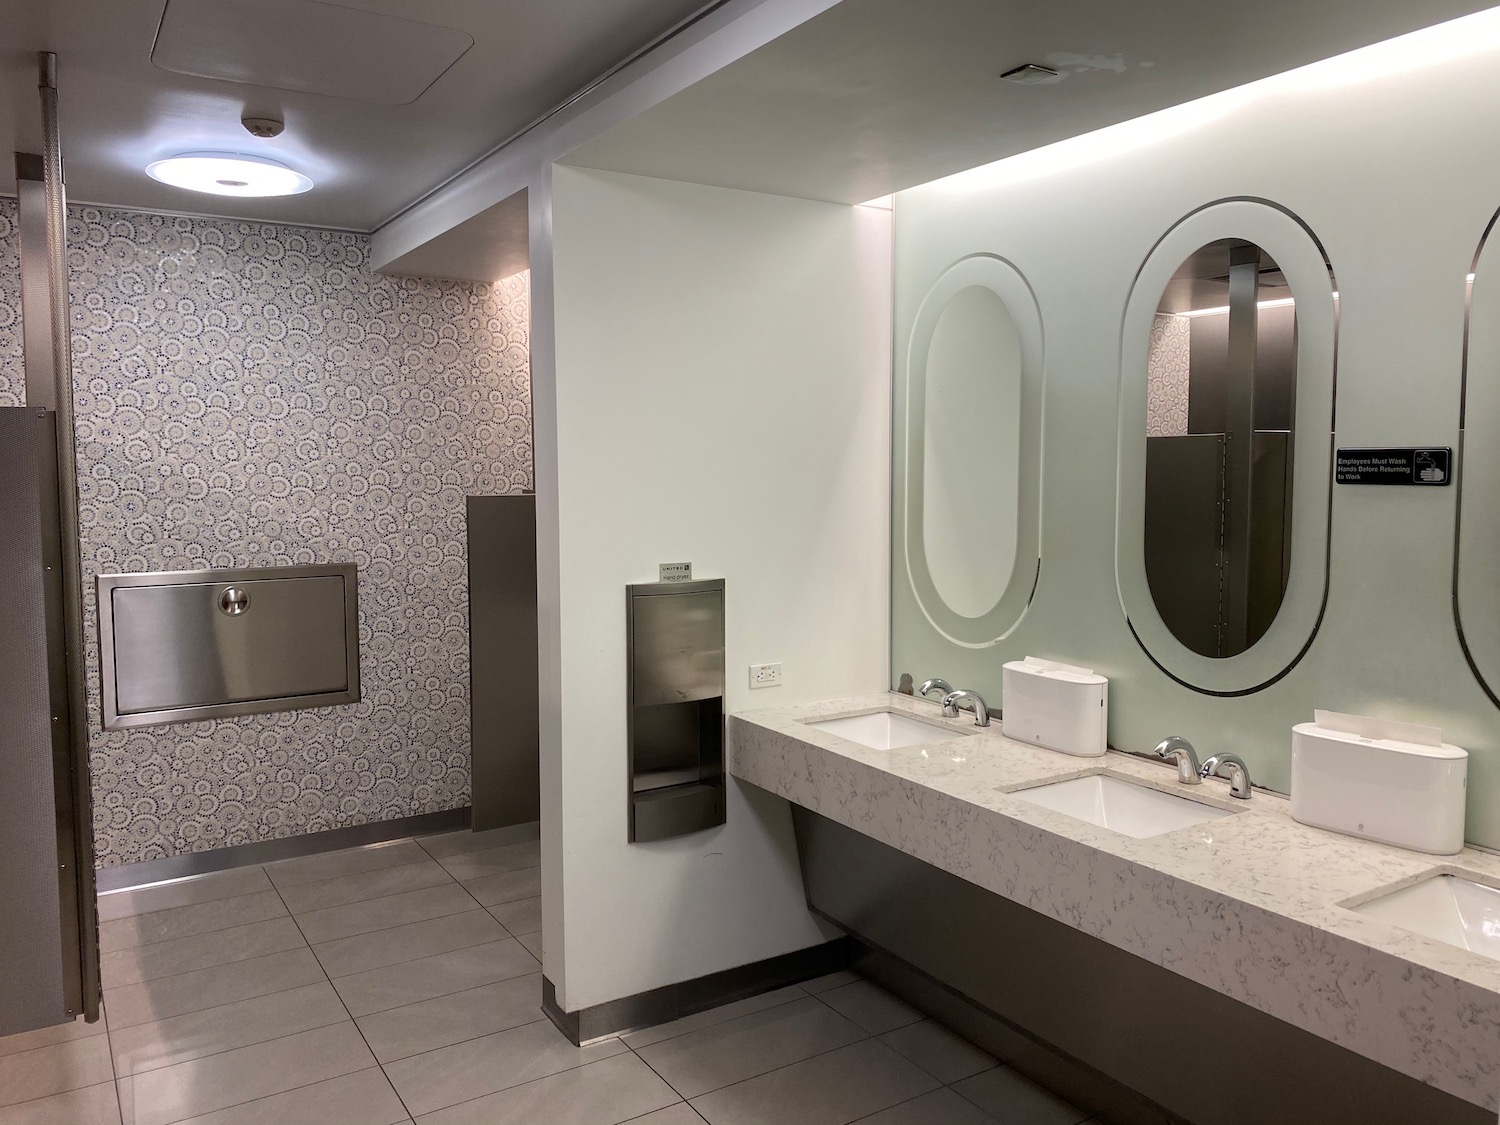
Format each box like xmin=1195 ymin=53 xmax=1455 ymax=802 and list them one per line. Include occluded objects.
xmin=729 ymin=692 xmax=1500 ymax=1111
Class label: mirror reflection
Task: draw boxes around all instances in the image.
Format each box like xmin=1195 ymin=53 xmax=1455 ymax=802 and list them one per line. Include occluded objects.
xmin=923 ymin=284 xmax=1022 ymax=618
xmin=1144 ymin=240 xmax=1297 ymax=658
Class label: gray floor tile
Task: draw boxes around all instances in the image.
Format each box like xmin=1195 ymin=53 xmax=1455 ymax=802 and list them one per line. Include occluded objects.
xmin=817 ymin=981 xmax=923 ymax=1035
xmin=356 ymin=973 xmax=544 ymax=1062
xmin=435 ymin=841 xmax=540 ymax=882
xmin=516 ymin=931 xmax=543 ymax=961
xmin=852 ymin=1088 xmax=1000 ymax=1125
xmin=878 ymin=1021 xmax=995 ymax=1084
xmin=115 ymin=1023 xmax=374 ymax=1125
xmin=100 ymin=918 xmax=305 ymax=989
xmin=461 ymin=866 xmax=540 ymax=907
xmin=277 ymin=860 xmax=452 ymax=915
xmin=0 ymin=1081 xmax=121 ymax=1125
xmin=688 ymin=1039 xmax=939 ymax=1125
xmin=416 ymin=824 xmax=539 ymax=860
xmin=109 ymin=982 xmax=348 ymax=1077
xmin=313 ymin=910 xmax=506 ymax=979
xmin=801 ymin=971 xmax=862 ymax=995
xmin=622 ymin=1107 xmax=706 ymax=1125
xmin=100 ymin=892 xmax=287 ymax=953
xmin=98 ymin=869 xmax=273 ymax=922
xmin=332 ymin=939 xmax=539 ymax=1017
xmin=622 ymin=986 xmax=806 ymax=1050
xmin=0 ymin=1037 xmax=114 ymax=1108
xmin=384 ymin=1017 xmax=626 ymax=1116
xmin=295 ymin=884 xmax=477 ymax=944
xmin=0 ymin=1013 xmax=108 ymax=1060
xmin=951 ymin=1067 xmax=1088 ymax=1125
xmin=103 ymin=948 xmax=325 ymax=1030
xmin=636 ymin=996 xmax=867 ymax=1099
xmin=415 ymin=1052 xmax=676 ymax=1125
xmin=486 ymin=896 xmax=541 ymax=936
xmin=264 ymin=840 xmax=428 ymax=889
xmin=169 ymin=1068 xmax=408 ymax=1125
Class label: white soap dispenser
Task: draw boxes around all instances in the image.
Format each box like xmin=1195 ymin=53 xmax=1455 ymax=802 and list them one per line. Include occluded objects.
xmin=1001 ymin=657 xmax=1108 ymax=757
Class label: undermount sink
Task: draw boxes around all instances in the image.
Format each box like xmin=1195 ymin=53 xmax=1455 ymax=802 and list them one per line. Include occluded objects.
xmin=1350 ymin=875 xmax=1500 ymax=962
xmin=807 ymin=710 xmax=967 ymax=751
xmin=1009 ymin=773 xmax=1233 ymax=839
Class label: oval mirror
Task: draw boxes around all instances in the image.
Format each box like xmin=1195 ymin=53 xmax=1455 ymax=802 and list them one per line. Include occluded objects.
xmin=900 ymin=254 xmax=1044 ymax=647
xmin=1118 ymin=202 xmax=1336 ymax=693
xmin=1456 ymin=210 xmax=1500 ymax=705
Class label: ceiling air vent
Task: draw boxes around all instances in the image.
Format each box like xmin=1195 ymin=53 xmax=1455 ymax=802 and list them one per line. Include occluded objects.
xmin=999 ymin=63 xmax=1062 ymax=86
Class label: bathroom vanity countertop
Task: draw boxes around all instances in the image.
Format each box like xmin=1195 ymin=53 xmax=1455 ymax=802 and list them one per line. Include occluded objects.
xmin=729 ymin=693 xmax=1500 ymax=1111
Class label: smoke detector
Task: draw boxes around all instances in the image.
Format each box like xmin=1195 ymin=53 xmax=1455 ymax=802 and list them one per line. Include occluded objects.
xmin=241 ymin=115 xmax=285 ymax=139
xmin=1000 ymin=63 xmax=1061 ymax=86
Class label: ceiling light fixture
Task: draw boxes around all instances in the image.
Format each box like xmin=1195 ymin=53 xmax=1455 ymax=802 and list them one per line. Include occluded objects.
xmin=146 ymin=151 xmax=313 ymax=197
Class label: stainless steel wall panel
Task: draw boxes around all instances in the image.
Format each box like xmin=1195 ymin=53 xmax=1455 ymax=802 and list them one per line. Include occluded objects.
xmin=0 ymin=408 xmax=74 ymax=1035
xmin=97 ymin=565 xmax=360 ymax=728
xmin=467 ymin=495 xmax=540 ymax=832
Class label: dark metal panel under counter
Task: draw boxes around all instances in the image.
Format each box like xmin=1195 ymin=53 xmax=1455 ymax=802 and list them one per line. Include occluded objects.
xmin=627 ymin=578 xmax=726 ymax=843
xmin=97 ymin=564 xmax=360 ymax=729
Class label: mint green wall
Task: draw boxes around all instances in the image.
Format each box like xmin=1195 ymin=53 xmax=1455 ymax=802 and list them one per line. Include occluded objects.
xmin=891 ymin=49 xmax=1500 ymax=848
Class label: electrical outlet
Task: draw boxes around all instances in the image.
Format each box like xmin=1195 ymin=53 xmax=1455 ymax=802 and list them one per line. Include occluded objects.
xmin=749 ymin=662 xmax=782 ymax=689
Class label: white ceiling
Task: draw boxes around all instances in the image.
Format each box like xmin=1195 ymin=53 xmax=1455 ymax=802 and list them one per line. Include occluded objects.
xmin=0 ymin=0 xmax=711 ymax=231
xmin=562 ymin=0 xmax=1500 ymax=205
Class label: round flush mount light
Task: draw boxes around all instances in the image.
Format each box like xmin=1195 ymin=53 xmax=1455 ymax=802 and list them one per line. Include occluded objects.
xmin=145 ymin=151 xmax=312 ymax=197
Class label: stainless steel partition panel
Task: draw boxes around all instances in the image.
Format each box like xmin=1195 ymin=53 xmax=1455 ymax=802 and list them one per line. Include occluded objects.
xmin=0 ymin=408 xmax=79 ymax=1035
xmin=1144 ymin=434 xmax=1226 ymax=658
xmin=97 ymin=565 xmax=360 ymax=728
xmin=627 ymin=579 xmax=726 ymax=842
xmin=467 ymin=495 xmax=539 ymax=832
xmin=36 ymin=52 xmax=101 ymax=1023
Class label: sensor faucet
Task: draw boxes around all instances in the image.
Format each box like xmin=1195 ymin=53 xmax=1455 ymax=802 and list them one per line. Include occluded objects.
xmin=941 ymin=689 xmax=990 ymax=728
xmin=918 ymin=678 xmax=953 ymax=701
xmin=1154 ymin=736 xmax=1202 ymax=785
xmin=1201 ymin=753 xmax=1253 ymax=799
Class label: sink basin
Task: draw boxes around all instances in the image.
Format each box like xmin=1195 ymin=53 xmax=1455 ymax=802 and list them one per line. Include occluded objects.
xmin=1350 ymin=875 xmax=1500 ymax=962
xmin=1009 ymin=773 xmax=1232 ymax=839
xmin=807 ymin=711 xmax=966 ymax=751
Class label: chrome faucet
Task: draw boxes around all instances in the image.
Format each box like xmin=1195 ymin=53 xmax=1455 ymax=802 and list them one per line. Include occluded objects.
xmin=1201 ymin=753 xmax=1253 ymax=799
xmin=1154 ymin=736 xmax=1202 ymax=785
xmin=941 ymin=689 xmax=990 ymax=727
xmin=918 ymin=678 xmax=953 ymax=701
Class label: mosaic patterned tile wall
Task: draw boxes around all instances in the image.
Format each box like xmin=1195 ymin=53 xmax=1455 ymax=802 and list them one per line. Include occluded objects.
xmin=0 ymin=202 xmax=22 ymax=404
xmin=1147 ymin=312 xmax=1191 ymax=437
xmin=0 ymin=200 xmax=533 ymax=865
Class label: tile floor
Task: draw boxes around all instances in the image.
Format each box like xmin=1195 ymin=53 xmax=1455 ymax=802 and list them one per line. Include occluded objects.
xmin=0 ymin=826 xmax=1097 ymax=1125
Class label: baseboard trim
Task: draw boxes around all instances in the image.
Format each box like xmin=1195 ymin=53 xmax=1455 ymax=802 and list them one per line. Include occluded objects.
xmin=95 ymin=807 xmax=473 ymax=892
xmin=542 ymin=936 xmax=854 ymax=1045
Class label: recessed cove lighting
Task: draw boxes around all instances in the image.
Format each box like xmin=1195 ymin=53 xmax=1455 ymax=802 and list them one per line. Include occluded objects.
xmin=146 ymin=152 xmax=313 ymax=197
xmin=1178 ymin=296 xmax=1299 ymax=319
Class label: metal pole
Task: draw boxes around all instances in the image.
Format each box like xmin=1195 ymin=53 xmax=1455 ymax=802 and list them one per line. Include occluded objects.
xmin=38 ymin=50 xmax=101 ymax=1023
xmin=1221 ymin=242 xmax=1260 ymax=657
